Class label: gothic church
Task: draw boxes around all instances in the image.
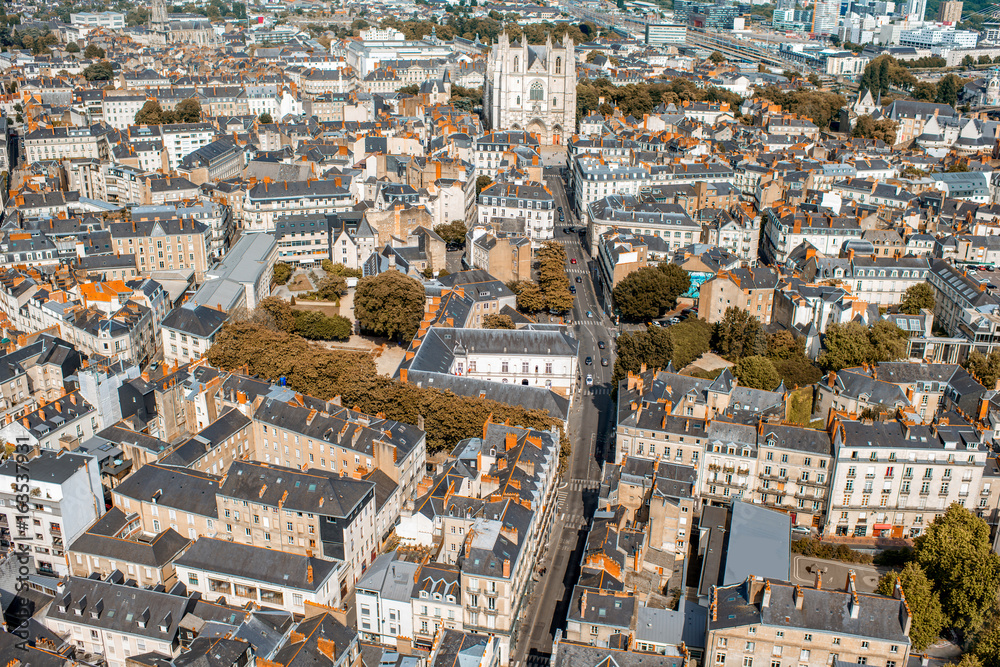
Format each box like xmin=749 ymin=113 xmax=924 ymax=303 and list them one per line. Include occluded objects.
xmin=484 ymin=32 xmax=576 ymax=145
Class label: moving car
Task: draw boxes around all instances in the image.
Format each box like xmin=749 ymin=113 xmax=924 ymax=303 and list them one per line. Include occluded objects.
xmin=601 ymin=358 xmax=609 ymax=367
xmin=570 ymin=258 xmax=577 ymax=264
xmin=576 ymin=276 xmax=582 ymax=283
xmin=586 ymin=310 xmax=593 ymax=318
xmin=569 ymin=286 xmax=576 ymax=294
xmin=585 ymin=356 xmax=593 ymax=365
xmin=598 ymin=341 xmax=606 ymax=349
xmin=586 ymin=374 xmax=593 ymax=386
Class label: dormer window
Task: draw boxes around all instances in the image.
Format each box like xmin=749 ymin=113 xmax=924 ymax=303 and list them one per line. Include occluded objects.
xmin=420 ymin=591 xmax=428 ymax=598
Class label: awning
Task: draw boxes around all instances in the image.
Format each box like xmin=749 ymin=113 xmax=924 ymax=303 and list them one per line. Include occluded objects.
xmin=872 ymin=524 xmax=891 ymax=530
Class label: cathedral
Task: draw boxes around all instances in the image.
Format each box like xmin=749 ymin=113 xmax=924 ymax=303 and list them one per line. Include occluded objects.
xmin=483 ymin=32 xmax=576 ymax=145
xmin=149 ymin=0 xmax=219 ymax=46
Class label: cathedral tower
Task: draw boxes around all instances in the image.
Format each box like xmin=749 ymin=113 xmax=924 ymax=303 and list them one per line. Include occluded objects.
xmin=483 ymin=32 xmax=576 ymax=145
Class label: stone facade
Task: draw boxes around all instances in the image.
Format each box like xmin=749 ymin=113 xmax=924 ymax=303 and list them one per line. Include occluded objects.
xmin=484 ymin=33 xmax=576 ymax=145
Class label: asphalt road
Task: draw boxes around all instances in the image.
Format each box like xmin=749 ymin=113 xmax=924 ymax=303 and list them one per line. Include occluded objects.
xmin=510 ymin=171 xmax=617 ymax=667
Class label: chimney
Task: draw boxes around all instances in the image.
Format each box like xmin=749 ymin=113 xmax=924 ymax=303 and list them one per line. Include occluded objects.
xmin=307 ymin=564 xmax=314 ymax=584
xmin=815 ymin=570 xmax=822 ymax=590
xmin=828 ymin=371 xmax=836 ymax=388
xmin=761 ymin=581 xmax=771 ymax=608
xmin=794 ymin=585 xmax=803 ymax=610
xmin=581 ymin=589 xmax=588 ymax=613
xmin=848 ymin=570 xmax=860 ymax=619
xmin=503 ymin=558 xmax=510 ymax=578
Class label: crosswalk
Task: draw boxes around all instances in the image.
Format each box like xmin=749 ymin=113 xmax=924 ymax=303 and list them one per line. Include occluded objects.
xmin=558 ymin=512 xmax=589 ymax=529
xmin=589 ymin=386 xmax=612 ymax=395
xmin=567 ymin=478 xmax=601 ymax=491
xmin=523 ymin=654 xmax=551 ymax=667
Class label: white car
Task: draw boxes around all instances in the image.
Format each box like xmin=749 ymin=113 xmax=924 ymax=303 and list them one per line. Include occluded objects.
xmin=586 ymin=374 xmax=593 ymax=386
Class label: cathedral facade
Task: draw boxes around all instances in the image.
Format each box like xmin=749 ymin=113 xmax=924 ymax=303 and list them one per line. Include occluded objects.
xmin=483 ymin=32 xmax=576 ymax=145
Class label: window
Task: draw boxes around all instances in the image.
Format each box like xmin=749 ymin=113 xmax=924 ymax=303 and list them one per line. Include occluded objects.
xmin=555 ymin=57 xmax=562 ymax=74
xmin=718 ymin=639 xmax=728 ymax=648
xmin=530 ymin=81 xmax=544 ymax=101
xmin=803 ymin=634 xmax=812 ymax=642
xmin=745 ymin=642 xmax=755 ymax=651
xmin=744 ymin=659 xmax=753 ymax=667
xmin=861 ymin=642 xmax=869 ymax=649
xmin=188 ymin=574 xmax=199 ymax=586
xmin=716 ymin=654 xmax=726 ymax=664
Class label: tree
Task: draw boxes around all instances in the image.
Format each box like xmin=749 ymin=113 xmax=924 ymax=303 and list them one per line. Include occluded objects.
xmin=483 ymin=314 xmax=515 ymax=329
xmin=272 ymin=262 xmax=292 ymax=285
xmin=708 ymin=50 xmax=725 ymax=64
xmin=808 ymin=73 xmax=822 ymax=87
xmin=817 ymin=321 xmax=907 ymax=371
xmin=733 ymin=355 xmax=780 ymax=390
xmin=434 ymin=220 xmax=468 ymax=246
xmin=974 ymin=625 xmax=1000 ymax=667
xmin=936 ymin=73 xmax=963 ymax=107
xmin=875 ymin=563 xmax=945 ymax=651
xmin=913 ymin=81 xmax=938 ymax=101
xmin=916 ymin=503 xmax=1000 ymax=634
xmin=612 ymin=265 xmax=689 ymax=322
xmin=964 ymin=350 xmax=1000 ymax=388
xmin=65 ymin=41 xmax=79 ymax=53
xmin=83 ymin=43 xmax=105 ymax=59
xmin=899 ymin=282 xmax=935 ymax=315
xmin=712 ymin=308 xmax=767 ymax=359
xmin=258 ymin=112 xmax=273 ymax=124
xmin=586 ymin=50 xmax=604 ymax=63
xmin=83 ymin=61 xmax=113 ymax=81
xmin=255 ymin=296 xmax=296 ymax=332
xmin=963 ymin=54 xmax=976 ymax=67
xmin=174 ymin=98 xmax=202 ymax=123
xmin=322 ymin=261 xmax=362 ymax=278
xmin=852 ymin=114 xmax=899 ymax=143
xmin=612 ymin=318 xmax=713 ymax=385
xmin=476 ymin=175 xmax=492 ymax=195
xmin=353 ymin=270 xmax=425 ymax=342
xmin=293 ymin=310 xmax=353 ymax=341
xmin=511 ymin=281 xmax=546 ymax=312
xmin=307 ymin=273 xmax=347 ymax=301
xmin=135 ymin=100 xmax=165 ymax=125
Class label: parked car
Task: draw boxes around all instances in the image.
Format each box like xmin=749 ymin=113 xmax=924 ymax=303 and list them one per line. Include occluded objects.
xmin=569 ymin=286 xmax=576 ymax=294
xmin=601 ymin=358 xmax=608 ymax=367
xmin=598 ymin=341 xmax=605 ymax=349
xmin=576 ymin=276 xmax=582 ymax=283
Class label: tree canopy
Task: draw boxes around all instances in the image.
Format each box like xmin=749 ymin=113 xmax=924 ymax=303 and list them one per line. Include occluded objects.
xmin=483 ymin=314 xmax=516 ymax=329
xmin=712 ymin=308 xmax=767 ymax=359
xmin=899 ymin=282 xmax=936 ymax=315
xmin=876 ymin=562 xmax=945 ymax=651
xmin=852 ymin=115 xmax=899 ymax=143
xmin=353 ymin=270 xmax=426 ymax=342
xmin=612 ymin=264 xmax=690 ymax=322
xmin=964 ymin=350 xmax=1000 ymax=389
xmin=434 ymin=219 xmax=468 ymax=246
xmin=733 ymin=355 xmax=781 ymax=390
xmin=272 ymin=263 xmax=292 ymax=285
xmin=817 ymin=320 xmax=908 ymax=371
xmin=83 ymin=61 xmax=113 ymax=81
xmin=612 ymin=318 xmax=713 ymax=385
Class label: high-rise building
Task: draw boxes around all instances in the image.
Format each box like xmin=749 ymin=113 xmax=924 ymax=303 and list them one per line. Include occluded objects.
xmin=939 ymin=0 xmax=963 ymax=22
xmin=812 ymin=0 xmax=840 ymax=34
xmin=905 ymin=0 xmax=927 ymax=20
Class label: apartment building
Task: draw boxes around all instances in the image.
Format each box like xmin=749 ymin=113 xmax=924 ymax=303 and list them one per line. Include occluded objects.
xmin=68 ymin=507 xmax=191 ymax=588
xmin=709 ymin=574 xmax=910 ymax=667
xmin=825 ymin=414 xmax=989 ymax=539
xmin=24 ymin=124 xmax=114 ymax=163
xmin=243 ymin=179 xmax=354 ymax=233
xmin=175 ymin=537 xmax=342 ymax=612
xmin=111 ymin=463 xmax=222 ymax=539
xmin=412 ymin=562 xmax=464 ymax=647
xmin=103 ymin=94 xmax=149 ymax=130
xmin=761 ymin=207 xmax=864 ymax=265
xmin=0 ymin=449 xmax=103 ymax=576
xmin=398 ymin=327 xmax=580 ymax=398
xmin=751 ymin=422 xmax=833 ymax=529
xmin=159 ymin=407 xmax=253 ymax=474
xmin=132 ymin=201 xmax=234 ymax=260
xmin=107 ymin=218 xmax=212 ymax=280
xmin=355 ymin=553 xmax=418 ymax=646
xmin=274 ymin=214 xmax=335 ymax=266
xmin=614 ymin=369 xmax=785 ymax=466
xmin=465 ymin=226 xmax=532 ymax=284
xmin=160 ymin=304 xmax=228 ymax=367
xmin=477 ymin=181 xmax=556 ymax=245
xmin=699 ymin=266 xmax=780 ymax=325
xmin=474 ymin=131 xmax=541 ymax=179
xmin=0 ymin=390 xmax=99 ymax=452
xmin=585 ymin=194 xmax=702 ymax=256
xmin=216 ymin=460 xmax=378 ymax=593
xmin=927 ymin=258 xmax=999 ymax=336
xmin=44 ymin=575 xmax=188 ymax=665
xmin=846 ymin=255 xmax=930 ymax=307
xmin=250 ymin=394 xmax=427 ymax=510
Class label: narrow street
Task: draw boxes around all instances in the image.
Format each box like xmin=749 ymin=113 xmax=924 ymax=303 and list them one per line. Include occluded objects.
xmin=511 ymin=170 xmax=617 ymax=667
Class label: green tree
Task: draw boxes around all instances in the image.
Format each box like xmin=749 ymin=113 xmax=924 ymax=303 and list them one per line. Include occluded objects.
xmin=613 ymin=268 xmax=670 ymax=322
xmin=174 ymin=98 xmax=202 ymax=123
xmin=875 ymin=562 xmax=945 ymax=651
xmin=353 ymin=270 xmax=425 ymax=342
xmin=974 ymin=625 xmax=1000 ymax=667
xmin=293 ymin=311 xmax=353 ymax=341
xmin=483 ymin=314 xmax=515 ymax=329
xmin=817 ymin=321 xmax=907 ymax=371
xmin=712 ymin=308 xmax=767 ymax=359
xmin=963 ymin=54 xmax=976 ymax=67
xmin=808 ymin=73 xmax=822 ymax=87
xmin=964 ymin=350 xmax=1000 ymax=388
xmin=322 ymin=262 xmax=362 ymax=278
xmin=258 ymin=112 xmax=273 ymax=124
xmin=611 ymin=318 xmax=713 ymax=385
xmin=434 ymin=219 xmax=468 ymax=246
xmin=899 ymin=282 xmax=935 ymax=315
xmin=83 ymin=43 xmax=105 ymax=59
xmin=272 ymin=262 xmax=292 ymax=285
xmin=135 ymin=100 xmax=166 ymax=125
xmin=307 ymin=273 xmax=347 ymax=301
xmin=586 ymin=50 xmax=604 ymax=63
xmin=65 ymin=41 xmax=79 ymax=53
xmin=733 ymin=355 xmax=780 ymax=390
xmin=398 ymin=83 xmax=419 ymax=94
xmin=936 ymin=73 xmax=963 ymax=107
xmin=255 ymin=296 xmax=296 ymax=332
xmin=476 ymin=175 xmax=492 ymax=195
xmin=708 ymin=50 xmax=725 ymax=64
xmin=852 ymin=114 xmax=899 ymax=143
xmin=913 ymin=81 xmax=938 ymax=101
xmin=659 ymin=263 xmax=691 ymax=309
xmin=83 ymin=61 xmax=113 ymax=81
xmin=917 ymin=503 xmax=1000 ymax=634
xmin=511 ymin=281 xmax=546 ymax=312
